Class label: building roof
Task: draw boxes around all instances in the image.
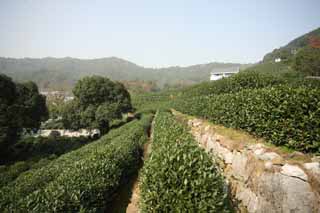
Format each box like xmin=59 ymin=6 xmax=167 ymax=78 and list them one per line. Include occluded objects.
xmin=210 ymin=67 xmax=240 ymax=75
xmin=210 ymin=71 xmax=239 ymax=75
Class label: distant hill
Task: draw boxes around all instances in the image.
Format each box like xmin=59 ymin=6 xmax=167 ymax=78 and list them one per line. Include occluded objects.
xmin=0 ymin=57 xmax=249 ymax=91
xmin=263 ymin=27 xmax=320 ymax=62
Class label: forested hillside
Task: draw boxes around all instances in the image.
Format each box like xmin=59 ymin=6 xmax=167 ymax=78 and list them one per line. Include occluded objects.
xmin=0 ymin=57 xmax=248 ymax=91
xmin=263 ymin=27 xmax=320 ymax=62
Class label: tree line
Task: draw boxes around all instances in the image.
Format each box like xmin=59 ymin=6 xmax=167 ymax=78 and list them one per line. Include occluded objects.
xmin=0 ymin=74 xmax=133 ymax=161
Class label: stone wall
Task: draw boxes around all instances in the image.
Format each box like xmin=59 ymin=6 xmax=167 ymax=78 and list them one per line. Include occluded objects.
xmin=182 ymin=116 xmax=320 ymax=213
xmin=37 ymin=129 xmax=100 ymax=138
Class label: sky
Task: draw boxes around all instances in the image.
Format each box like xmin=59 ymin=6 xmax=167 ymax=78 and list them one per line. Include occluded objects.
xmin=0 ymin=0 xmax=320 ymax=67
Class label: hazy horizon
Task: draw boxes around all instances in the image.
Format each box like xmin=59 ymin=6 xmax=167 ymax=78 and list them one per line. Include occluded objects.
xmin=0 ymin=55 xmax=247 ymax=69
xmin=1 ymin=0 xmax=320 ymax=67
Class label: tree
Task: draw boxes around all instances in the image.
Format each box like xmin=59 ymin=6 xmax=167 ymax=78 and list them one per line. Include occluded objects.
xmin=61 ymin=100 xmax=82 ymax=130
xmin=95 ymin=103 xmax=122 ymax=134
xmin=73 ymin=76 xmax=131 ymax=109
xmin=62 ymin=76 xmax=132 ymax=133
xmin=15 ymin=82 xmax=48 ymax=131
xmin=0 ymin=75 xmax=48 ymax=153
xmin=80 ymin=105 xmax=98 ymax=129
xmin=293 ymin=47 xmax=320 ymax=76
xmin=0 ymin=74 xmax=19 ymax=151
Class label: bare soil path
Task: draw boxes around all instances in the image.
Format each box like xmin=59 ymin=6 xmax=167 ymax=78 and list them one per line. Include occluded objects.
xmin=126 ymin=142 xmax=151 ymax=213
xmin=106 ymin=118 xmax=154 ymax=213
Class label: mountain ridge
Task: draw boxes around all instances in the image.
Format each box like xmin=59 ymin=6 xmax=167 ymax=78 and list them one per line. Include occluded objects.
xmin=0 ymin=56 xmax=249 ymax=91
xmin=263 ymin=27 xmax=320 ymax=62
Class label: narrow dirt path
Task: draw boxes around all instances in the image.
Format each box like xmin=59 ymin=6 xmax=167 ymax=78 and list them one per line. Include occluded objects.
xmin=106 ymin=116 xmax=154 ymax=213
xmin=126 ymin=142 xmax=151 ymax=213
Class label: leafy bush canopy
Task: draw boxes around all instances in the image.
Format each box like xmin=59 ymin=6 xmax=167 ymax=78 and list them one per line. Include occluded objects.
xmin=293 ymin=47 xmax=320 ymax=76
xmin=177 ymin=70 xmax=285 ymax=97
xmin=173 ymin=85 xmax=320 ymax=153
xmin=134 ymin=70 xmax=320 ymax=154
xmin=73 ymin=75 xmax=131 ymax=110
xmin=0 ymin=114 xmax=152 ymax=212
xmin=0 ymin=74 xmax=48 ymax=153
xmin=0 ymin=136 xmax=90 ymax=186
xmin=62 ymin=76 xmax=132 ymax=132
xmin=139 ymin=111 xmax=231 ymax=212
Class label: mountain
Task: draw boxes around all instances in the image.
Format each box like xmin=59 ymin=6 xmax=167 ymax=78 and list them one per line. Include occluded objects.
xmin=0 ymin=57 xmax=249 ymax=91
xmin=263 ymin=27 xmax=320 ymax=62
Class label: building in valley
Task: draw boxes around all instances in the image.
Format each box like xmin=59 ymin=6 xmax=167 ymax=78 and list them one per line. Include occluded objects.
xmin=210 ymin=67 xmax=240 ymax=81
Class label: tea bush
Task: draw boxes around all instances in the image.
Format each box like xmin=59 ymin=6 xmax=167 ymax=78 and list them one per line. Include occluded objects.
xmin=139 ymin=111 xmax=231 ymax=212
xmin=4 ymin=136 xmax=90 ymax=164
xmin=173 ymin=86 xmax=320 ymax=153
xmin=0 ymin=114 xmax=153 ymax=212
xmin=0 ymin=136 xmax=91 ymax=187
xmin=177 ymin=70 xmax=286 ymax=97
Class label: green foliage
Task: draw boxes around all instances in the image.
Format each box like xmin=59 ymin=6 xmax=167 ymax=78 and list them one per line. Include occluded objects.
xmin=134 ymin=69 xmax=320 ymax=154
xmin=132 ymin=71 xmax=288 ymax=113
xmin=178 ymin=70 xmax=285 ymax=97
xmin=6 ymin=136 xmax=90 ymax=163
xmin=0 ymin=161 xmax=31 ymax=188
xmin=139 ymin=111 xmax=231 ymax=212
xmin=95 ymin=102 xmax=122 ymax=134
xmin=15 ymin=82 xmax=49 ymax=130
xmin=239 ymin=61 xmax=320 ymax=88
xmin=0 ymin=136 xmax=90 ymax=187
xmin=263 ymin=48 xmax=293 ymax=62
xmin=293 ymin=47 xmax=320 ymax=76
xmin=41 ymin=119 xmax=64 ymax=129
xmin=263 ymin=27 xmax=320 ymax=62
xmin=286 ymin=27 xmax=320 ymax=50
xmin=0 ymin=57 xmax=246 ymax=91
xmin=73 ymin=76 xmax=131 ymax=111
xmin=132 ymin=92 xmax=173 ymax=112
xmin=173 ymin=85 xmax=320 ymax=153
xmin=244 ymin=61 xmax=294 ymax=76
xmin=0 ymin=114 xmax=152 ymax=212
xmin=0 ymin=74 xmax=48 ymax=153
xmin=46 ymin=95 xmax=66 ymax=119
xmin=0 ymin=157 xmax=55 ymax=189
xmin=0 ymin=74 xmax=19 ymax=150
xmin=62 ymin=76 xmax=132 ymax=132
xmin=61 ymin=99 xmax=83 ymax=130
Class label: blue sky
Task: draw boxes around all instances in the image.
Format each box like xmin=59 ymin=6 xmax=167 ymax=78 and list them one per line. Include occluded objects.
xmin=0 ymin=0 xmax=319 ymax=67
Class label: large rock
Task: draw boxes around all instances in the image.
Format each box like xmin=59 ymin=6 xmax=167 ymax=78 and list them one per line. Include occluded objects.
xmin=231 ymin=152 xmax=248 ymax=181
xmin=304 ymin=162 xmax=320 ymax=174
xmin=258 ymin=152 xmax=281 ymax=161
xmin=256 ymin=173 xmax=317 ymax=213
xmin=281 ymin=164 xmax=308 ymax=181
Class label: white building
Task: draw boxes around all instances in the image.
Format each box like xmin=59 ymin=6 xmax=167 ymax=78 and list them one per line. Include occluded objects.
xmin=210 ymin=67 xmax=239 ymax=81
xmin=64 ymin=96 xmax=74 ymax=102
xmin=37 ymin=129 xmax=101 ymax=138
xmin=275 ymin=58 xmax=282 ymax=63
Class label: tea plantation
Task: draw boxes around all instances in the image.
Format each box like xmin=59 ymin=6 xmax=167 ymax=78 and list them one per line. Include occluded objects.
xmin=0 ymin=114 xmax=153 ymax=212
xmin=139 ymin=111 xmax=231 ymax=212
xmin=134 ymin=71 xmax=320 ymax=154
xmin=173 ymin=85 xmax=320 ymax=153
xmin=1 ymin=69 xmax=320 ymax=212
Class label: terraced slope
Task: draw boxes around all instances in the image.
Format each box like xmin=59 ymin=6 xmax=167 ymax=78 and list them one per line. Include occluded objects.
xmin=0 ymin=114 xmax=153 ymax=212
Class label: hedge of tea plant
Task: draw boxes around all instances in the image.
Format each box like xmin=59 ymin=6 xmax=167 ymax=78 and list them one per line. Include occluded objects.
xmin=176 ymin=70 xmax=286 ymax=98
xmin=0 ymin=114 xmax=153 ymax=212
xmin=132 ymin=92 xmax=173 ymax=111
xmin=139 ymin=111 xmax=231 ymax=212
xmin=2 ymin=136 xmax=90 ymax=164
xmin=173 ymin=85 xmax=320 ymax=153
xmin=0 ymin=155 xmax=55 ymax=188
